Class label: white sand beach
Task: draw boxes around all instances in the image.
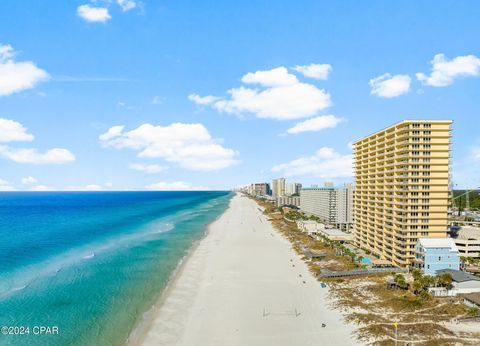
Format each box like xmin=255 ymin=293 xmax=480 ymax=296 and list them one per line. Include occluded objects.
xmin=136 ymin=193 xmax=358 ymax=346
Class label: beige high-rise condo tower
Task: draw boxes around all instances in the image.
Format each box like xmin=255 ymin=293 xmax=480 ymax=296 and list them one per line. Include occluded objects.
xmin=353 ymin=120 xmax=452 ymax=266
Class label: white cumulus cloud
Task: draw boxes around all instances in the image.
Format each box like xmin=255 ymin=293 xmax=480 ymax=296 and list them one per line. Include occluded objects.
xmin=129 ymin=163 xmax=166 ymax=174
xmin=0 ymin=44 xmax=50 ymax=96
xmin=117 ymin=0 xmax=137 ymax=12
xmin=285 ymin=115 xmax=344 ymax=135
xmin=369 ymin=73 xmax=411 ymax=98
xmin=189 ymin=66 xmax=332 ymax=120
xmin=99 ymin=125 xmax=124 ymax=141
xmin=0 ymin=118 xmax=34 ymax=142
xmin=416 ymin=53 xmax=480 ymax=87
xmin=241 ymin=67 xmax=298 ymax=87
xmin=271 ymin=147 xmax=353 ymax=178
xmin=0 ymin=146 xmax=75 ymax=164
xmin=0 ymin=178 xmax=15 ymax=191
xmin=188 ymin=94 xmax=220 ymax=105
xmin=21 ymin=176 xmax=38 ymax=185
xmin=292 ymin=63 xmax=332 ymax=80
xmin=77 ymin=4 xmax=111 ymax=22
xmin=0 ymin=118 xmax=75 ymax=165
xmin=100 ymin=122 xmax=239 ymax=171
xmin=145 ymin=181 xmax=208 ymax=191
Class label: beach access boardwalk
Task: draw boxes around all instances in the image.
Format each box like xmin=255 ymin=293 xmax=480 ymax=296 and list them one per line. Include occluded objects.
xmin=320 ymin=267 xmax=409 ymax=278
xmin=135 ymin=193 xmax=358 ymax=346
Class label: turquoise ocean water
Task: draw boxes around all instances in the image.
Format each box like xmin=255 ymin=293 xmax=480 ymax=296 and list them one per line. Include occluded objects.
xmin=0 ymin=191 xmax=232 ymax=346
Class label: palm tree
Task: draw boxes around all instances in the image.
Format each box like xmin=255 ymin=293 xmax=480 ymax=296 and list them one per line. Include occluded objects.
xmin=394 ymin=274 xmax=408 ymax=289
xmin=411 ymin=268 xmax=422 ymax=281
xmin=438 ymin=273 xmax=453 ymax=287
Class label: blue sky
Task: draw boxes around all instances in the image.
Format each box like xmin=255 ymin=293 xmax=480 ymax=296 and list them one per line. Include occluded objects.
xmin=0 ymin=0 xmax=479 ymax=191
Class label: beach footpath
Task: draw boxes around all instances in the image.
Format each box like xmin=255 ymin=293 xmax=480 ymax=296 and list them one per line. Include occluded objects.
xmin=134 ymin=193 xmax=358 ymax=346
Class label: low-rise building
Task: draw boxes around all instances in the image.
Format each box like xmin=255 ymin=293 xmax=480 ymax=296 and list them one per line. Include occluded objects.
xmin=463 ymin=292 xmax=480 ymax=308
xmin=296 ymin=220 xmax=324 ymax=237
xmin=275 ymin=196 xmax=300 ymax=207
xmin=318 ymin=228 xmax=354 ymax=243
xmin=436 ymin=269 xmax=480 ymax=294
xmin=454 ymin=226 xmax=480 ymax=258
xmin=414 ymin=238 xmax=460 ymax=276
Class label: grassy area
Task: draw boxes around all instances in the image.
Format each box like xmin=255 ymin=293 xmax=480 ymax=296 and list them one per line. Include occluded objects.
xmin=251 ymin=196 xmax=480 ymax=345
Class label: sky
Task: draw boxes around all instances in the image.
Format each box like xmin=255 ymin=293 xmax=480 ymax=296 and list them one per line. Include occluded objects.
xmin=0 ymin=0 xmax=479 ymax=191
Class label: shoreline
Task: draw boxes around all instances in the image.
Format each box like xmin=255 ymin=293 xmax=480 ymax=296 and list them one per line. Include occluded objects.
xmin=136 ymin=193 xmax=357 ymax=345
xmin=126 ymin=194 xmax=235 ymax=346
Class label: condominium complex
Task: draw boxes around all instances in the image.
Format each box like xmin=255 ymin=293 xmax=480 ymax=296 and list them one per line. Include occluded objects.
xmin=353 ymin=120 xmax=452 ymax=267
xmin=285 ymin=182 xmax=302 ymax=196
xmin=275 ymin=196 xmax=300 ymax=207
xmin=247 ymin=183 xmax=270 ymax=197
xmin=271 ymin=178 xmax=286 ymax=198
xmin=300 ymin=183 xmax=353 ymax=231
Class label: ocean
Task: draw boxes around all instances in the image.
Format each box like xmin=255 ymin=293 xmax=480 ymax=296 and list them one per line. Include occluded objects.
xmin=0 ymin=191 xmax=232 ymax=346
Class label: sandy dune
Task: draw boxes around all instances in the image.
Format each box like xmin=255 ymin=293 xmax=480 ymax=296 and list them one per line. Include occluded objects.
xmin=137 ymin=193 xmax=358 ymax=345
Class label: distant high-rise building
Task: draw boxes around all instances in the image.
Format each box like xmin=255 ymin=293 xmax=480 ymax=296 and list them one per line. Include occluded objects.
xmin=285 ymin=182 xmax=302 ymax=196
xmin=300 ymin=183 xmax=353 ymax=231
xmin=272 ymin=178 xmax=286 ymax=198
xmin=249 ymin=183 xmax=270 ymax=197
xmin=353 ymin=120 xmax=452 ymax=266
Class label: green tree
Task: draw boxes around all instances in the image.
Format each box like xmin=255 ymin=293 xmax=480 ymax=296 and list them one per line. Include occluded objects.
xmin=438 ymin=273 xmax=453 ymax=287
xmin=411 ymin=269 xmax=422 ymax=281
xmin=468 ymin=307 xmax=479 ymax=316
xmin=394 ymin=274 xmax=408 ymax=289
